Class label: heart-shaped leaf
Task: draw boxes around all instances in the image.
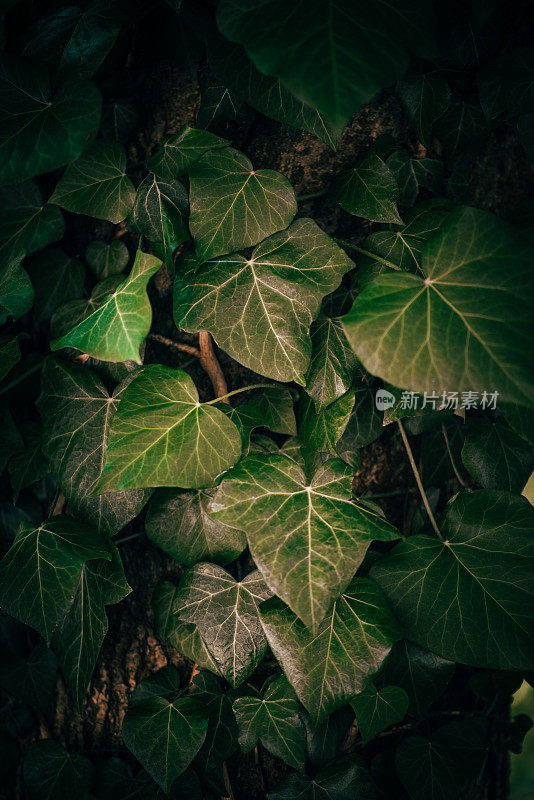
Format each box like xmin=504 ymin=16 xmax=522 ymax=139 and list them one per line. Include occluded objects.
xmin=211 ymin=452 xmax=400 ymax=629
xmin=94 ymin=365 xmax=242 ymax=492
xmin=331 ymin=153 xmax=402 ymax=223
xmin=28 ymin=248 xmax=85 ymax=322
xmin=351 ymin=683 xmax=408 ymax=743
xmin=0 ymin=252 xmax=33 ymax=325
xmin=129 ymin=174 xmax=189 ymax=266
xmin=85 ymin=239 xmax=129 ymax=279
xmin=396 ymin=75 xmax=450 ymax=147
xmin=23 ymin=740 xmax=94 ymax=800
xmin=304 ymin=315 xmax=360 ymax=411
xmin=0 ymin=181 xmax=64 ymax=261
xmin=147 ymin=125 xmax=229 ymax=179
xmin=259 ymin=579 xmax=402 ymax=722
xmin=461 ymin=416 xmax=534 ymax=492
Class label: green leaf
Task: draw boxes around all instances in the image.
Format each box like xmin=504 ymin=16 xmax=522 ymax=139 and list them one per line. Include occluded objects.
xmin=52 ymin=548 xmax=130 ymax=709
xmin=190 ymin=671 xmax=239 ymax=779
xmin=269 ymin=762 xmax=382 ymax=800
xmin=51 ymin=249 xmax=160 ymax=362
xmin=395 ymin=719 xmax=489 ymax=800
xmin=50 ymin=140 xmax=136 ymax=223
xmin=146 ymin=488 xmax=246 ymax=566
xmin=217 ymin=0 xmax=435 ymax=133
xmin=434 ymin=102 xmax=489 ymax=160
xmin=0 ymin=252 xmax=33 ymax=324
xmin=304 ymin=706 xmax=355 ymax=770
xmin=122 ymin=695 xmax=209 ymax=792
xmin=85 ymin=239 xmax=129 ymax=279
xmin=147 ymin=125 xmax=229 ymax=179
xmin=0 ymin=643 xmax=57 ymax=712
xmin=166 ymin=563 xmax=272 ymax=686
xmin=396 ymin=75 xmax=450 ymax=147
xmin=335 ymin=385 xmax=383 ymax=466
xmin=27 ymin=248 xmax=85 ymax=321
xmin=8 ymin=422 xmax=48 ymax=499
xmin=387 ymin=151 xmax=443 ymax=208
xmin=376 ymin=640 xmax=455 ymax=719
xmin=212 ymin=453 xmax=399 ymax=629
xmin=343 ymin=206 xmax=534 ymax=407
xmin=174 ymin=218 xmax=354 ymax=383
xmin=207 ymin=28 xmax=338 ymax=148
xmin=188 ymin=147 xmax=297 ymax=262
xmin=101 ymin=99 xmax=139 ymax=143
xmin=0 ymin=334 xmax=21 ymax=382
xmin=304 ymin=315 xmax=360 ymax=411
xmin=38 ymin=358 xmax=151 ymax=535
xmin=461 ymin=417 xmax=534 ymax=492
xmin=330 ymin=154 xmax=402 ymax=223
xmin=23 ymin=740 xmax=94 ymax=800
xmin=351 ymin=683 xmax=408 ymax=743
xmin=298 ymin=388 xmax=355 ymax=457
xmin=0 ymin=57 xmax=101 ymax=185
xmin=94 ymin=365 xmax=243 ymax=492
xmin=0 ymin=181 xmax=64 ymax=261
xmin=233 ymin=674 xmax=306 ymax=771
xmin=259 ymin=578 xmax=402 ymax=723
xmin=0 ymin=406 xmax=24 ymax=472
xmin=231 ymin=386 xmax=297 ymax=442
xmin=129 ymin=174 xmax=189 ymax=266
xmin=371 ymin=490 xmax=534 ymax=670
xmin=0 ymin=517 xmax=112 ymax=643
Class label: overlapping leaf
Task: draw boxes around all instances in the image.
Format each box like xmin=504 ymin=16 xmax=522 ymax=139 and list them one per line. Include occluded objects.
xmin=461 ymin=416 xmax=534 ymax=492
xmin=0 ymin=181 xmax=64 ymax=261
xmin=331 ymin=153 xmax=402 ymax=223
xmin=129 ymin=174 xmax=189 ymax=266
xmin=27 ymin=248 xmax=85 ymax=322
xmin=298 ymin=389 xmax=355 ymax=458
xmin=175 ymin=219 xmax=354 ymax=383
xmin=351 ymin=683 xmax=408 ymax=743
xmin=304 ymin=315 xmax=359 ymax=411
xmin=0 ymin=252 xmax=33 ymax=324
xmin=86 ymin=239 xmax=129 ymax=279
xmin=190 ymin=672 xmax=239 ymax=781
xmin=211 ymin=452 xmax=400 ymax=628
xmin=259 ymin=578 xmax=402 ymax=722
xmin=94 ymin=365 xmax=242 ymax=492
xmin=147 ymin=125 xmax=229 ymax=179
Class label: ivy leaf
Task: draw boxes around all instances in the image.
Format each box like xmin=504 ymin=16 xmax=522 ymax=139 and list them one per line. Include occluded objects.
xmin=8 ymin=422 xmax=48 ymax=499
xmin=230 ymin=387 xmax=297 ymax=442
xmin=50 ymin=140 xmax=136 ymax=223
xmin=168 ymin=563 xmax=272 ymax=687
xmin=27 ymin=248 xmax=85 ymax=321
xmin=174 ymin=219 xmax=354 ymax=383
xmin=376 ymin=640 xmax=455 ymax=719
xmin=336 ymin=385 xmax=384 ymax=466
xmin=0 ymin=643 xmax=57 ymax=712
xmin=122 ymin=695 xmax=209 ymax=793
xmin=297 ymin=388 xmax=355 ymax=457
xmin=0 ymin=252 xmax=33 ymax=324
xmin=350 ymin=683 xmax=408 ymax=743
xmin=0 ymin=57 xmax=101 ymax=184
xmin=304 ymin=706 xmax=355 ymax=770
xmin=233 ymin=674 xmax=306 ymax=771
xmin=207 ymin=28 xmax=338 ymax=148
xmin=0 ymin=334 xmax=21 ymax=382
xmin=304 ymin=315 xmax=360 ymax=411
xmin=0 ymin=517 xmax=111 ymax=643
xmin=129 ymin=174 xmax=189 ymax=267
xmin=147 ymin=125 xmax=229 ymax=179
xmin=211 ymin=453 xmax=399 ymax=629
xmin=146 ymin=488 xmax=246 ymax=566
xmin=188 ymin=147 xmax=297 ymax=262
xmin=51 ymin=249 xmax=160 ymax=362
xmin=94 ymin=365 xmax=243 ymax=492
xmin=101 ymin=99 xmax=139 ymax=143
xmin=371 ymin=490 xmax=534 ymax=670
xmin=396 ymin=75 xmax=450 ymax=147
xmin=387 ymin=151 xmax=443 ymax=208
xmin=269 ymin=762 xmax=382 ymax=800
xmin=434 ymin=102 xmax=489 ymax=160
xmin=191 ymin=671 xmax=239 ymax=781
xmin=330 ymin=154 xmax=402 ymax=223
xmin=343 ymin=206 xmax=534 ymax=407
xmin=38 ymin=358 xmax=151 ymax=536
xmin=86 ymin=239 xmax=129 ymax=279
xmin=395 ymin=719 xmax=488 ymax=800
xmin=0 ymin=181 xmax=64 ymax=261
xmin=217 ymin=0 xmax=434 ymax=134
xmin=461 ymin=417 xmax=534 ymax=492
xmin=52 ymin=548 xmax=131 ymax=709
xmin=23 ymin=740 xmax=94 ymax=800
xmin=259 ymin=578 xmax=402 ymax=723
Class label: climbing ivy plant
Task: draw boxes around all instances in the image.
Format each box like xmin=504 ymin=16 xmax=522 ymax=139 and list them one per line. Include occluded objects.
xmin=0 ymin=1 xmax=533 ymax=799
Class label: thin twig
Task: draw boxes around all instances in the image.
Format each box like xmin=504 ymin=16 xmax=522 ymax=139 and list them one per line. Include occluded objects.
xmin=296 ymin=189 xmax=327 ymax=202
xmin=397 ymin=420 xmax=443 ymax=540
xmin=204 ymin=383 xmax=272 ymax=405
xmin=254 ymin=745 xmax=267 ymax=793
xmin=222 ymin=762 xmax=235 ymax=800
xmin=198 ymin=330 xmax=229 ymax=402
xmin=333 ymin=238 xmax=400 ymax=270
xmin=148 ymin=333 xmax=200 ymax=358
xmin=441 ymin=423 xmax=470 ymax=489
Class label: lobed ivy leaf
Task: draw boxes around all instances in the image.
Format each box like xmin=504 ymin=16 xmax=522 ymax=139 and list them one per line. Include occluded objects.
xmin=85 ymin=239 xmax=129 ymax=279
xmin=212 ymin=453 xmax=400 ymax=629
xmin=372 ymin=490 xmax=534 ymax=670
xmin=188 ymin=147 xmax=297 ymax=262
xmin=229 ymin=386 xmax=297 ymax=444
xmin=343 ymin=206 xmax=534 ymax=406
xmin=129 ymin=174 xmax=189 ymax=267
xmin=0 ymin=56 xmax=101 ymax=185
xmin=122 ymin=695 xmax=209 ymax=793
xmin=304 ymin=315 xmax=360 ymax=411
xmin=269 ymin=762 xmax=382 ymax=800
xmin=396 ymin=75 xmax=450 ymax=147
xmin=38 ymin=358 xmax=151 ymax=535
xmin=167 ymin=563 xmax=272 ymax=687
xmin=387 ymin=150 xmax=443 ymax=208
xmin=0 ymin=252 xmax=33 ymax=325
xmin=23 ymin=740 xmax=94 ymax=800
xmin=145 ymin=488 xmax=246 ymax=566
xmin=52 ymin=548 xmax=131 ymax=709
xmin=233 ymin=674 xmax=306 ymax=771
xmin=331 ymin=153 xmax=402 ymax=224
xmin=27 ymin=248 xmax=85 ymax=322
xmin=147 ymin=125 xmax=229 ymax=179
xmin=297 ymin=388 xmax=355 ymax=458
xmin=461 ymin=416 xmax=534 ymax=492
xmin=50 ymin=140 xmax=136 ymax=223
xmin=51 ymin=249 xmax=160 ymax=362
xmin=0 ymin=517 xmax=112 ymax=643
xmin=174 ymin=218 xmax=354 ymax=384
xmin=351 ymin=682 xmax=408 ymax=743
xmin=94 ymin=365 xmax=243 ymax=492
xmin=260 ymin=579 xmax=402 ymax=723
xmin=0 ymin=181 xmax=64 ymax=261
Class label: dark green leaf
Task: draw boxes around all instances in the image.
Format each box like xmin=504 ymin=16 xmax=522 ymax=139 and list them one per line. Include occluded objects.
xmin=434 ymin=102 xmax=489 ymax=160
xmin=147 ymin=125 xmax=229 ymax=179
xmin=129 ymin=174 xmax=189 ymax=266
xmin=8 ymin=421 xmax=48 ymax=499
xmin=304 ymin=706 xmax=355 ymax=769
xmin=396 ymin=75 xmax=450 ymax=147
xmin=331 ymin=153 xmax=402 ymax=223
xmin=100 ymin=100 xmax=139 ymax=143
xmin=0 ymin=335 xmax=21 ymax=382
xmin=0 ymin=643 xmax=57 ymax=712
xmin=387 ymin=151 xmax=443 ymax=208
xmin=462 ymin=417 xmax=534 ymax=492
xmin=0 ymin=252 xmax=33 ymax=324
xmin=351 ymin=682 xmax=408 ymax=743
xmin=304 ymin=315 xmax=360 ymax=411
xmin=269 ymin=760 xmax=382 ymax=799
xmin=85 ymin=239 xmax=129 ymax=279
xmin=28 ymin=248 xmax=85 ymax=321
xmin=191 ymin=671 xmax=239 ymax=779
xmin=298 ymin=388 xmax=355 ymax=457
xmin=0 ymin=181 xmax=64 ymax=261
xmin=23 ymin=740 xmax=94 ymax=800
xmin=335 ymin=385 xmax=383 ymax=465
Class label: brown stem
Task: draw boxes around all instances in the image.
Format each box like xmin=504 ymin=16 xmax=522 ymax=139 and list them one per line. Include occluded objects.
xmin=51 ymin=492 xmax=66 ymax=517
xmin=198 ymin=330 xmax=229 ymax=402
xmin=397 ymin=420 xmax=443 ymax=540
xmin=222 ymin=762 xmax=236 ymax=800
xmin=147 ymin=333 xmax=200 ymax=358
